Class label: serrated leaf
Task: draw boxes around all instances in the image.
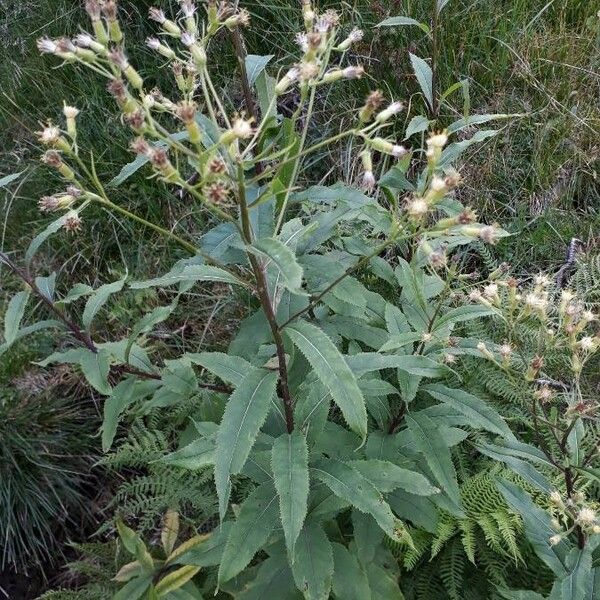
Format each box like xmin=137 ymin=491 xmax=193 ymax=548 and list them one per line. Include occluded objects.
xmin=4 ymin=290 xmax=30 ymax=345
xmin=214 ymin=368 xmax=278 ymax=519
xmin=409 ymin=53 xmax=434 ymax=110
xmin=424 ymin=384 xmax=514 ymax=439
xmin=185 ymin=352 xmax=252 ymax=386
xmin=376 ymin=16 xmax=430 ymax=34
xmin=345 ymin=352 xmax=449 ymax=378
xmin=497 ymin=479 xmax=570 ymax=577
xmin=285 ymin=320 xmax=367 ymax=441
xmin=82 ymin=277 xmax=125 ymax=329
xmin=406 ymin=412 xmax=462 ymax=511
xmin=331 ymin=543 xmax=371 ymax=600
xmin=130 ymin=265 xmax=242 ymax=289
xmin=113 ymin=574 xmax=153 ymax=600
xmin=250 ymin=237 xmax=304 ymax=293
xmin=218 ymin=481 xmax=279 ymax=584
xmin=348 ymin=460 xmax=438 ymax=495
xmin=271 ymin=431 xmax=309 ymax=559
xmin=291 ymin=522 xmax=334 ymax=600
xmin=155 ymin=565 xmax=201 ymax=596
xmin=102 ymin=378 xmax=159 ymax=451
xmin=25 ymin=214 xmax=69 ymax=264
xmin=312 ymin=459 xmax=403 ymax=541
xmin=433 ymin=305 xmax=497 ymax=331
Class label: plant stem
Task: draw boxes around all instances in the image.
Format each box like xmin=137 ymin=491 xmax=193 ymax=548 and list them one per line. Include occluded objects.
xmin=237 ymin=166 xmax=294 ymax=432
xmin=431 ymin=0 xmax=440 ymax=118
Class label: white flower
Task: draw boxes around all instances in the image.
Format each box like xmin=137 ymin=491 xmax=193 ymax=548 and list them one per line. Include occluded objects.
xmin=579 ymin=336 xmax=596 ymax=351
xmin=146 ymin=36 xmax=161 ymax=50
xmin=499 ymin=343 xmax=512 ymax=358
xmin=407 ymin=198 xmax=428 ymax=217
xmin=391 ymin=144 xmax=407 ymax=158
xmin=232 ymin=117 xmax=253 ymax=139
xmin=534 ymin=273 xmax=551 ymax=287
xmin=427 ymin=132 xmax=448 ymax=148
xmin=525 ymin=292 xmax=548 ymax=312
xmin=37 ymin=37 xmax=58 ymax=54
xmin=361 ymin=170 xmax=376 ymax=191
xmin=63 ymin=105 xmax=79 ymax=119
xmin=549 ymin=535 xmax=562 ymax=546
xmin=483 ymin=283 xmax=499 ymax=299
xmin=342 ymin=65 xmax=364 ymax=79
xmin=38 ymin=126 xmax=61 ymax=145
xmin=180 ymin=32 xmax=196 ymax=47
xmin=430 ymin=176 xmax=447 ymax=192
xmin=577 ymin=508 xmax=596 ymax=524
xmin=180 ymin=0 xmax=196 ymax=18
xmin=296 ymin=33 xmax=309 ymax=53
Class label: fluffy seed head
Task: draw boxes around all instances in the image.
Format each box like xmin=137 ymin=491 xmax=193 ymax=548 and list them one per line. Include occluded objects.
xmin=232 ymin=117 xmax=254 ymax=139
xmin=107 ymin=78 xmax=128 ymax=102
xmin=108 ymin=48 xmax=129 ymax=69
xmin=146 ymin=36 xmax=161 ymax=51
xmin=549 ymin=535 xmax=562 ymax=546
xmin=204 ymin=181 xmax=230 ymax=204
xmin=479 ymin=225 xmax=498 ymax=244
xmin=41 ymin=150 xmax=63 ymax=168
xmin=38 ymin=196 xmax=60 ymax=212
xmin=362 ymin=171 xmax=376 ymax=191
xmin=208 ymin=157 xmax=227 ymax=175
xmin=149 ymin=147 xmax=169 ymax=168
xmin=407 ymin=198 xmax=428 ymax=217
xmin=430 ymin=176 xmax=447 ymax=192
xmin=342 ymin=65 xmax=364 ymax=79
xmin=130 ymin=137 xmax=150 ymax=155
xmin=38 ymin=125 xmax=61 ymax=146
xmin=180 ymin=0 xmax=196 ymax=18
xmin=85 ymin=0 xmax=102 ymax=20
xmin=578 ymin=508 xmax=596 ymax=524
xmin=176 ymin=101 xmax=196 ymax=124
xmin=579 ymin=336 xmax=597 ymax=351
xmin=63 ymin=212 xmax=82 ymax=232
xmin=102 ymin=0 xmax=118 ymax=20
xmin=427 ymin=131 xmax=448 ymax=148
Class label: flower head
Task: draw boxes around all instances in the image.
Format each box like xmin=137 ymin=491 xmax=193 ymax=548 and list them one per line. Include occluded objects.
xmin=37 ymin=37 xmax=58 ymax=54
xmin=63 ymin=211 xmax=82 ymax=232
xmin=578 ymin=508 xmax=597 ymax=525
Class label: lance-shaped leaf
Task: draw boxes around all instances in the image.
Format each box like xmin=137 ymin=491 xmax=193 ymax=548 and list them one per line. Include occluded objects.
xmin=291 ymin=522 xmax=334 ymax=600
xmin=159 ymin=436 xmax=216 ymax=470
xmin=285 ymin=320 xmax=367 ymax=440
xmin=497 ymin=479 xmax=570 ymax=577
xmin=424 ymin=384 xmax=514 ymax=439
xmin=185 ymin=351 xmax=252 ymax=386
xmin=345 ymin=352 xmax=449 ymax=378
xmin=4 ymin=290 xmax=30 ymax=345
xmin=218 ymin=481 xmax=279 ymax=584
xmin=311 ymin=459 xmax=404 ymax=541
xmin=406 ymin=412 xmax=462 ymax=511
xmin=82 ymin=277 xmax=126 ymax=329
xmin=409 ymin=52 xmax=434 ymax=110
xmin=249 ymin=237 xmax=305 ymax=294
xmin=376 ymin=15 xmax=430 ymax=34
xmin=155 ymin=565 xmax=201 ymax=596
xmin=347 ymin=459 xmax=438 ymax=495
xmin=271 ymin=431 xmax=309 ymax=559
xmin=331 ymin=543 xmax=371 ymax=600
xmin=214 ymin=368 xmax=278 ymax=519
xmin=80 ymin=348 xmax=111 ymax=395
xmin=130 ymin=264 xmax=243 ymax=289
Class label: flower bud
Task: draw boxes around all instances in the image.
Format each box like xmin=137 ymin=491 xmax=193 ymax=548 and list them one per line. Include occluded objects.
xmin=375 ymin=101 xmax=403 ymax=124
xmin=149 ymin=7 xmax=181 ymax=36
xmin=336 ymin=27 xmax=364 ymax=51
xmin=146 ymin=37 xmax=176 ymax=59
xmin=102 ymin=0 xmax=123 ymax=42
xmin=180 ymin=0 xmax=198 ymax=34
xmin=275 ymin=67 xmax=300 ymax=95
xmin=359 ymin=90 xmax=384 ymax=122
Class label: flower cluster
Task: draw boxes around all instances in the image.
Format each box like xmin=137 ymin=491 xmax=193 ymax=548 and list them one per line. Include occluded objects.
xmin=549 ymin=490 xmax=600 ymax=545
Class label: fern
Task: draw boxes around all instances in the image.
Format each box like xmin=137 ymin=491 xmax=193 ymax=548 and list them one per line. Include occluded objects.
xmin=573 ymin=253 xmax=600 ymax=307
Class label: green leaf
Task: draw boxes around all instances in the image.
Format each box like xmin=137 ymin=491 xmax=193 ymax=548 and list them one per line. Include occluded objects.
xmin=409 ymin=53 xmax=434 ymax=110
xmin=404 ymin=115 xmax=430 ymax=140
xmin=185 ymin=352 xmax=252 ymax=386
xmin=352 ymin=511 xmax=383 ymax=565
xmin=25 ymin=214 xmax=69 ymax=264
xmin=214 ymin=368 xmax=278 ymax=519
xmin=555 ymin=545 xmax=594 ymax=600
xmin=35 ymin=272 xmax=56 ymax=301
xmin=331 ymin=543 xmax=371 ymax=600
xmin=271 ymin=431 xmax=309 ymax=559
xmin=495 ymin=589 xmax=546 ymax=600
xmin=173 ymin=523 xmax=232 ymax=567
xmin=433 ymin=305 xmax=497 ymax=331
xmin=251 ymin=237 xmax=305 ymax=294
xmin=218 ymin=481 xmax=279 ymax=584
xmin=155 ymin=566 xmax=201 ymax=597
xmin=438 ymin=130 xmax=499 ymax=167
xmin=0 ymin=171 xmax=23 ymax=187
xmin=497 ymin=479 xmax=570 ymax=577
xmin=312 ymin=459 xmax=404 ymax=541
xmin=424 ymin=384 xmax=514 ymax=439
xmin=347 ymin=460 xmax=438 ymax=495
xmin=80 ymin=348 xmax=112 ymax=395
xmin=245 ymin=54 xmax=274 ymax=85
xmin=82 ymin=277 xmax=126 ymax=329
xmin=0 ymin=320 xmax=62 ymax=357
xmin=130 ymin=265 xmax=242 ymax=289
xmin=345 ymin=353 xmax=449 ymax=378
xmin=476 ymin=442 xmax=552 ymax=493
xmin=4 ymin=290 xmax=30 ymax=345
xmin=159 ymin=436 xmax=215 ymax=469
xmin=376 ymin=16 xmax=430 ymax=34
xmin=406 ymin=412 xmax=462 ymax=511
xmin=114 ymin=575 xmax=153 ymax=600
xmin=102 ymin=378 xmax=159 ymax=451
xmin=256 ymin=71 xmax=277 ymax=119
xmin=57 ymin=283 xmax=94 ymax=304
xmin=447 ymin=113 xmax=518 ymax=134
xmin=285 ymin=320 xmax=367 ymax=441
xmin=236 ymin=554 xmax=298 ymax=600
xmin=291 ymin=522 xmax=334 ymax=600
